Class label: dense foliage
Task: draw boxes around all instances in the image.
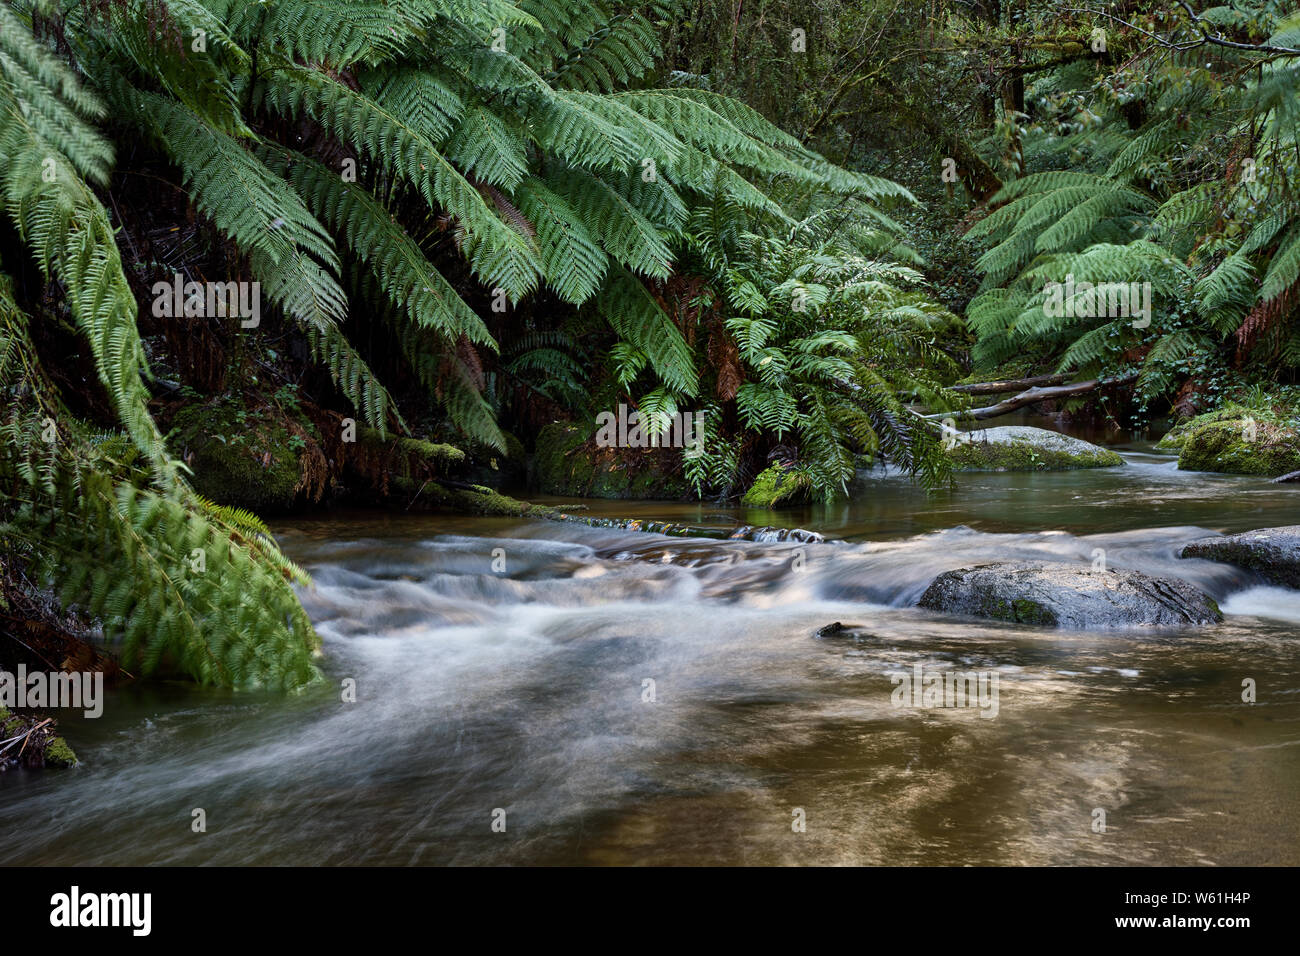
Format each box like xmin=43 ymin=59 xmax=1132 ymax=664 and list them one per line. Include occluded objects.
xmin=0 ymin=0 xmax=950 ymax=688
xmin=3 ymin=0 xmax=1294 ymax=692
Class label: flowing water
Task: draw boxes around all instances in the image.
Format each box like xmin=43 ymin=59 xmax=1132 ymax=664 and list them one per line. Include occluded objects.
xmin=3 ymin=439 xmax=1298 ymax=865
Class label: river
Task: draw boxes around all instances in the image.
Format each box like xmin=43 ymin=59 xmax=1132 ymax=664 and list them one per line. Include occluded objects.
xmin=3 ymin=439 xmax=1297 ymax=865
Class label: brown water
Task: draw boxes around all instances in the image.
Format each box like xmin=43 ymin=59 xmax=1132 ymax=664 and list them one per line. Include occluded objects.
xmin=3 ymin=440 xmax=1298 ymax=865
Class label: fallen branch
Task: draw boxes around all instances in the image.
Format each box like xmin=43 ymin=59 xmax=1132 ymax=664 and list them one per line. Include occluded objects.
xmin=17 ymin=718 xmax=51 ymax=759
xmin=922 ymin=375 xmax=1137 ymax=421
xmin=949 ymin=374 xmax=1071 ymax=395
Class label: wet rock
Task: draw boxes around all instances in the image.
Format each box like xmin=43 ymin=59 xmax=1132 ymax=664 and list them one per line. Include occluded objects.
xmin=945 ymin=426 xmax=1123 ymax=472
xmin=917 ymin=562 xmax=1222 ymax=628
xmin=813 ymin=622 xmax=874 ymax=641
xmin=1273 ymin=470 xmax=1300 ymax=484
xmin=1180 ymin=526 xmax=1300 ymax=589
xmin=730 ymin=525 xmax=825 ymax=544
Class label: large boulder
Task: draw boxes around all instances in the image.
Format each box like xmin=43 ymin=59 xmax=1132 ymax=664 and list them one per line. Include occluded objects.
xmin=170 ymin=397 xmax=320 ymax=513
xmin=917 ymin=562 xmax=1222 ymax=628
xmin=1157 ymin=404 xmax=1300 ymax=475
xmin=1180 ymin=526 xmax=1300 ymax=589
xmin=945 ymin=426 xmax=1123 ymax=471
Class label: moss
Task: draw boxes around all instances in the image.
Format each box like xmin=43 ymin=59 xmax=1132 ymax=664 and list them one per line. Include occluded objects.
xmin=0 ymin=708 xmax=78 ymax=768
xmin=1158 ymin=404 xmax=1266 ymax=452
xmin=947 ymin=439 xmax=1122 ymax=471
xmin=396 ymin=438 xmax=465 ymax=467
xmin=422 ymin=481 xmax=568 ymax=519
xmin=360 ymin=431 xmax=466 ymax=473
xmin=1177 ymin=417 xmax=1300 ymax=476
xmin=530 ymin=422 xmax=692 ymax=499
xmin=1011 ymin=599 xmax=1057 ymax=625
xmin=171 ymin=398 xmax=314 ymax=512
xmin=42 ymin=736 xmax=78 ymax=767
xmin=968 ymin=593 xmax=1057 ymax=625
xmin=954 ymin=357 xmax=1038 ymax=387
xmin=741 ymin=464 xmax=814 ymax=507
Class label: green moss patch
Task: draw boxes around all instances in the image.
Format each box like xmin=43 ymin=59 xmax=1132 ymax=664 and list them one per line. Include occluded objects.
xmin=741 ymin=464 xmax=814 ymax=507
xmin=170 ymin=397 xmax=320 ymax=512
xmin=1180 ymin=416 xmax=1300 ymax=476
xmin=946 ymin=426 xmax=1123 ymax=471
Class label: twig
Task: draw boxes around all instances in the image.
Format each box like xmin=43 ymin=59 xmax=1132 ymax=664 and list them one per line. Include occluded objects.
xmin=0 ymin=718 xmax=52 ymax=760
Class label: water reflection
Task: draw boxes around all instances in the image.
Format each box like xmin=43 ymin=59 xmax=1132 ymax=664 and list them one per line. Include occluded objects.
xmin=1 ymin=446 xmax=1296 ymax=865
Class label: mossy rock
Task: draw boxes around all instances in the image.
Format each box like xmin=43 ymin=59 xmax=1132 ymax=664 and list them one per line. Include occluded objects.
xmin=1175 ymin=412 xmax=1300 ymax=476
xmin=918 ymin=562 xmax=1222 ymax=628
xmin=171 ymin=399 xmax=318 ymax=512
xmin=43 ymin=736 xmax=78 ymax=767
xmin=530 ymin=423 xmax=693 ymax=500
xmin=741 ymin=464 xmax=814 ymax=508
xmin=946 ymin=426 xmax=1123 ymax=471
xmin=0 ymin=707 xmax=78 ymax=768
xmin=1157 ymin=404 xmax=1265 ymax=452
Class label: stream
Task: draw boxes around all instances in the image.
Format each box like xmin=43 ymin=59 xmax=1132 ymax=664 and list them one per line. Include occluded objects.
xmin=2 ymin=438 xmax=1298 ymax=865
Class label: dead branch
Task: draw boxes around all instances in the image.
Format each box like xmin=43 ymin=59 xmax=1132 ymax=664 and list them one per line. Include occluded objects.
xmin=922 ymin=375 xmax=1137 ymax=421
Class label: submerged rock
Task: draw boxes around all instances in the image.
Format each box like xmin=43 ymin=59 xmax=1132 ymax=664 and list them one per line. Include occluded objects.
xmin=1180 ymin=526 xmax=1300 ymax=589
xmin=917 ymin=562 xmax=1222 ymax=628
xmin=945 ymin=426 xmax=1123 ymax=471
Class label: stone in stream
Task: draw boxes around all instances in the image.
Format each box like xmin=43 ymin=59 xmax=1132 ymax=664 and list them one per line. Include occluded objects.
xmin=1180 ymin=526 xmax=1300 ymax=589
xmin=730 ymin=525 xmax=825 ymax=544
xmin=1157 ymin=405 xmax=1300 ymax=475
xmin=917 ymin=562 xmax=1222 ymax=628
xmin=945 ymin=426 xmax=1124 ymax=472
xmin=1273 ymin=470 xmax=1300 ymax=483
xmin=813 ymin=622 xmax=873 ymax=641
